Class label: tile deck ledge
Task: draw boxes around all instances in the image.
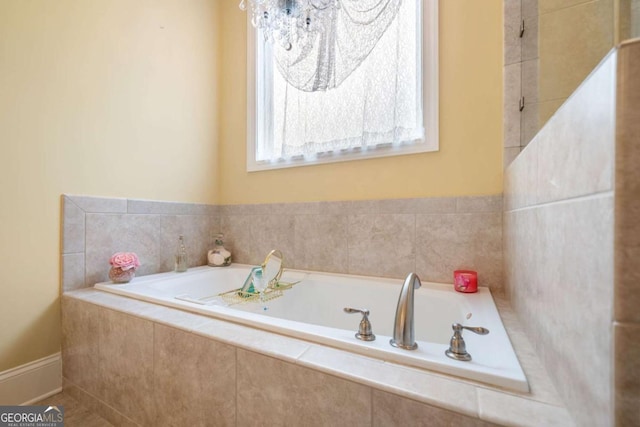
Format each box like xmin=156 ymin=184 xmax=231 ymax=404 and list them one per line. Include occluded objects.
xmin=63 ymin=288 xmax=575 ymax=426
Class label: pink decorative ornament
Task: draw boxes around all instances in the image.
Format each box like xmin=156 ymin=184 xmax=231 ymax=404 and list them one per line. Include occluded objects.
xmin=109 ymin=252 xmax=140 ymax=283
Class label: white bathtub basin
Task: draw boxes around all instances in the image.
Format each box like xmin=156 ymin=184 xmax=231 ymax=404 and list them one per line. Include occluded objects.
xmin=95 ymin=265 xmax=528 ymax=392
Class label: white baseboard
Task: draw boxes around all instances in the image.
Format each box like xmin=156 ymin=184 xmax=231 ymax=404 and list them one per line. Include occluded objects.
xmin=0 ymin=353 xmax=62 ymax=405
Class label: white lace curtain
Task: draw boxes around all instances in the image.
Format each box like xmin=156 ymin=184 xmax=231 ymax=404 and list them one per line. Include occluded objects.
xmin=257 ymin=0 xmax=423 ymax=162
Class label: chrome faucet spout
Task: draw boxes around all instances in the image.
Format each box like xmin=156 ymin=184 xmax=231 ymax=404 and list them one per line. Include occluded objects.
xmin=390 ymin=272 xmax=421 ymax=350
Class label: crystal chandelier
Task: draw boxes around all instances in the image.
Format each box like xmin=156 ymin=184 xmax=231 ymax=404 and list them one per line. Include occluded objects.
xmin=239 ymin=0 xmax=336 ymax=51
xmin=240 ymin=0 xmax=402 ymax=91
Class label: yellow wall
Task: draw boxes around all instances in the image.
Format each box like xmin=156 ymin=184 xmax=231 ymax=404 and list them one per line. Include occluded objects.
xmin=0 ymin=0 xmax=220 ymax=371
xmin=218 ymin=0 xmax=504 ymax=204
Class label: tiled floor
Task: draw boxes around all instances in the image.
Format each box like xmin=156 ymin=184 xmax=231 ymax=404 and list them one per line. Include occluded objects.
xmin=35 ymin=391 xmax=113 ymax=426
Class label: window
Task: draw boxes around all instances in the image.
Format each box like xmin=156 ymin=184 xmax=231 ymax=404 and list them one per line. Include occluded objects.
xmin=247 ymin=0 xmax=438 ymax=171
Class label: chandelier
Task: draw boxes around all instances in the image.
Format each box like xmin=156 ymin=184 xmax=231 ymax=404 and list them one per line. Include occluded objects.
xmin=239 ymin=0 xmax=402 ymax=91
xmin=239 ymin=0 xmax=334 ymax=51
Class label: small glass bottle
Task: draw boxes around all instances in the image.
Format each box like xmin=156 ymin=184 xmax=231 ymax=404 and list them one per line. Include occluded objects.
xmin=207 ymin=234 xmax=232 ymax=267
xmin=175 ymin=235 xmax=188 ymax=272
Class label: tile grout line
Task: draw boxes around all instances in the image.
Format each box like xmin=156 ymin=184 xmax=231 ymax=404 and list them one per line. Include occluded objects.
xmin=506 ymin=189 xmax=614 ymax=213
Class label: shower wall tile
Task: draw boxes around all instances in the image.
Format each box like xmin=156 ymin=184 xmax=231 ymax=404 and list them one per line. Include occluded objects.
xmin=62 ymin=253 xmax=85 ymax=292
xmin=415 ymin=212 xmax=502 ymax=289
xmin=294 ymin=214 xmax=349 ymax=273
xmin=153 ymin=324 xmax=236 ymax=426
xmin=504 ymin=63 xmax=522 ymax=149
xmin=521 ymin=60 xmax=539 ymax=104
xmin=536 ymin=50 xmax=616 ymax=204
xmin=505 ymin=138 xmax=538 ymax=211
xmin=521 ymin=14 xmax=539 ymax=62
xmin=520 ymin=98 xmax=539 ymax=146
xmin=503 ymin=42 xmax=631 ymax=425
xmin=504 ymin=147 xmax=521 ymax=170
xmin=348 ymin=214 xmax=415 ymax=278
xmin=62 ymin=197 xmax=85 ymax=254
xmin=373 ymin=390 xmax=492 ymax=427
xmin=505 ymin=195 xmax=615 ymax=426
xmin=504 ymin=0 xmax=522 ymax=66
xmin=522 ymin=0 xmax=538 ymax=18
xmin=236 ymin=349 xmax=371 ymax=426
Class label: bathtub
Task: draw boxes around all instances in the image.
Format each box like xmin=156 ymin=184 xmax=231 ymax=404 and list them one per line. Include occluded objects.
xmin=95 ymin=264 xmax=528 ymax=392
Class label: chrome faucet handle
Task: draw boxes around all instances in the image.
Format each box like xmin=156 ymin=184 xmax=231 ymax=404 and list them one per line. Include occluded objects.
xmin=344 ymin=308 xmax=376 ymax=341
xmin=445 ymin=322 xmax=490 ymax=362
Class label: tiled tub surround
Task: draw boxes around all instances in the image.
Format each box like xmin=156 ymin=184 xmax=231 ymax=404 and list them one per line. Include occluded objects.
xmin=93 ymin=266 xmax=528 ymax=391
xmin=62 ymin=195 xmax=220 ymax=292
xmin=62 ymin=289 xmax=573 ymax=426
xmin=63 ymin=194 xmax=504 ymax=293
xmin=504 ymin=40 xmax=640 ymax=426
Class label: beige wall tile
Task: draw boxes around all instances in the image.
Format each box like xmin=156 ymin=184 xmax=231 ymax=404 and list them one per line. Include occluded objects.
xmin=504 ymin=133 xmax=538 ymax=211
xmin=98 ymin=309 xmax=155 ymax=425
xmin=126 ymin=199 xmax=214 ymax=215
xmin=153 ymin=324 xmax=236 ymax=426
xmin=63 ymin=379 xmax=138 ymax=427
xmin=348 ymin=197 xmax=456 ymax=214
xmin=236 ymin=349 xmax=371 ymax=426
xmin=293 ymin=214 xmax=349 ymax=273
xmin=522 ymin=0 xmax=539 ymax=17
xmin=194 ymin=319 xmax=311 ymax=362
xmin=298 ymin=345 xmax=479 ymax=417
xmin=221 ymin=214 xmax=296 ymax=266
xmin=512 ymin=195 xmax=614 ymax=426
xmin=159 ymin=214 xmax=215 ymax=270
xmin=504 ymin=147 xmax=521 ymax=170
xmin=522 ymin=14 xmax=538 ymax=61
xmin=415 ymin=212 xmax=502 ymax=289
xmin=521 ymin=59 xmax=539 ymax=104
xmin=504 ymin=0 xmax=523 ymax=66
xmin=62 ymin=253 xmax=85 ymax=292
xmin=348 ymin=214 xmax=415 ymax=278
xmin=63 ymin=196 xmax=85 ymax=254
xmin=61 ymin=296 xmax=101 ymax=397
xmin=520 ymin=92 xmax=539 ymax=144
xmin=456 ymin=195 xmax=503 ymax=213
xmin=66 ymin=195 xmax=127 ymax=214
xmin=373 ymin=390 xmax=492 ymax=427
xmin=614 ymin=40 xmax=640 ymax=323
xmin=504 ymin=63 xmax=522 ymax=148
xmin=614 ymin=322 xmax=640 ymax=426
xmin=85 ymin=213 xmax=162 ymax=285
xmin=536 ymin=50 xmax=616 ymax=204
xmin=478 ymin=388 xmax=575 ymax=426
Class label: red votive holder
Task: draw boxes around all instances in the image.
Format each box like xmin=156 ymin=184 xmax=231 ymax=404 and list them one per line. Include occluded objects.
xmin=454 ymin=270 xmax=478 ymax=293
